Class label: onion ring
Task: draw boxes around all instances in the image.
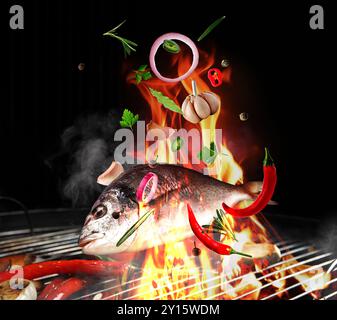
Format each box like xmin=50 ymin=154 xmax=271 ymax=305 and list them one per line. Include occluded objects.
xmin=136 ymin=172 xmax=158 ymax=204
xmin=149 ymin=32 xmax=199 ymax=83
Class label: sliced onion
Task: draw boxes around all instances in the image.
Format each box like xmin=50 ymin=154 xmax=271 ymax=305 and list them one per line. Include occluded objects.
xmin=149 ymin=32 xmax=199 ymax=83
xmin=136 ymin=172 xmax=158 ymax=204
xmin=97 ymin=161 xmax=124 ymax=186
xmin=0 ymin=279 xmax=37 ymax=300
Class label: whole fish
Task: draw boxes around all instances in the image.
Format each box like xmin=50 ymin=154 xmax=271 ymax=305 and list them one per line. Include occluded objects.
xmin=79 ymin=164 xmax=261 ymax=255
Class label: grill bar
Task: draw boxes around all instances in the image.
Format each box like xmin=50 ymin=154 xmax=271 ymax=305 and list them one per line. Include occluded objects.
xmin=1 ymin=224 xmax=336 ymax=300
xmin=103 ymin=242 xmax=322 ymax=301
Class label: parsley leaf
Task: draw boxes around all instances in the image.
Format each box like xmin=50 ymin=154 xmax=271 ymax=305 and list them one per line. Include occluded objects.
xmin=120 ymin=109 xmax=139 ymax=130
xmin=134 ymin=65 xmax=152 ymax=84
xmin=198 ymin=142 xmax=228 ymax=165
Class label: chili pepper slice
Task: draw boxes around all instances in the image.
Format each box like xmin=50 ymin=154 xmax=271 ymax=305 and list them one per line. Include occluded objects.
xmin=162 ymin=39 xmax=181 ymax=54
xmin=207 ymin=68 xmax=223 ymax=87
xmin=44 ymin=277 xmax=86 ymax=300
xmin=222 ymin=148 xmax=277 ymax=217
xmin=0 ymin=260 xmax=129 ymax=283
xmin=187 ymin=203 xmax=251 ymax=257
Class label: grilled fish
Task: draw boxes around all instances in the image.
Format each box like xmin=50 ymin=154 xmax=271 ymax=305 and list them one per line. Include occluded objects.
xmin=79 ymin=164 xmax=260 ymax=255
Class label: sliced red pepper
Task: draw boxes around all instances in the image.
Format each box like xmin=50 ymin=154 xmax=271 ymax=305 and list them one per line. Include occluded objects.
xmin=37 ymin=278 xmax=64 ymax=300
xmin=44 ymin=277 xmax=86 ymax=300
xmin=207 ymin=68 xmax=223 ymax=87
xmin=187 ymin=203 xmax=251 ymax=257
xmin=0 ymin=260 xmax=129 ymax=283
xmin=222 ymin=148 xmax=277 ymax=217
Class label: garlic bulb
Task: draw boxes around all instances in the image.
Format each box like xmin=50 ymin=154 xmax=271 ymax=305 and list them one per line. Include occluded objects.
xmin=182 ymin=91 xmax=220 ymax=124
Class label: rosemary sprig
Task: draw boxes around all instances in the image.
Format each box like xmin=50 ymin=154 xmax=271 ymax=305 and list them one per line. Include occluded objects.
xmin=202 ymin=208 xmax=237 ymax=241
xmin=197 ymin=16 xmax=226 ymax=42
xmin=116 ymin=209 xmax=155 ymax=247
xmin=103 ymin=20 xmax=138 ymax=57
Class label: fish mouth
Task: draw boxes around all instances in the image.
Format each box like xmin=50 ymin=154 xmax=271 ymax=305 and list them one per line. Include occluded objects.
xmin=78 ymin=232 xmax=105 ymax=248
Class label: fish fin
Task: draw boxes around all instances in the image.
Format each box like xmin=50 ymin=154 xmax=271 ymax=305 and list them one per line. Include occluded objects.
xmin=243 ymin=181 xmax=263 ymax=195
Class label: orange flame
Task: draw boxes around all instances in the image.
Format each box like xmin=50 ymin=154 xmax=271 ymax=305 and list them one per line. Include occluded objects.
xmin=121 ymin=46 xmax=331 ymax=300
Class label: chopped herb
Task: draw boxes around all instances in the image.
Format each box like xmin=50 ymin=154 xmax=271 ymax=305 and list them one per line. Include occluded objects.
xmin=103 ymin=20 xmax=138 ymax=57
xmin=134 ymin=65 xmax=152 ymax=84
xmin=198 ymin=142 xmax=228 ymax=165
xmin=148 ymin=87 xmax=183 ymax=114
xmin=117 ymin=209 xmax=155 ymax=247
xmin=171 ymin=137 xmax=184 ymax=151
xmin=120 ymin=109 xmax=139 ymax=130
xmin=197 ymin=16 xmax=226 ymax=42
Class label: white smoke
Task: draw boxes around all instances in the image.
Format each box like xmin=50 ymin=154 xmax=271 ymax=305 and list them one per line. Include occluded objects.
xmin=61 ymin=112 xmax=120 ymax=206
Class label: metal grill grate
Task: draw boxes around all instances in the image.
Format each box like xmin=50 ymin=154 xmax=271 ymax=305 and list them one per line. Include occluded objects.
xmin=1 ymin=227 xmax=336 ymax=300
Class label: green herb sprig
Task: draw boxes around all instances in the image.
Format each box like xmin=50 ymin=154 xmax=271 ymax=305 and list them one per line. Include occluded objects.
xmin=198 ymin=142 xmax=228 ymax=165
xmin=103 ymin=20 xmax=138 ymax=57
xmin=120 ymin=109 xmax=139 ymax=130
xmin=117 ymin=209 xmax=155 ymax=247
xmin=198 ymin=16 xmax=226 ymax=42
xmin=202 ymin=208 xmax=237 ymax=242
xmin=135 ymin=65 xmax=152 ymax=84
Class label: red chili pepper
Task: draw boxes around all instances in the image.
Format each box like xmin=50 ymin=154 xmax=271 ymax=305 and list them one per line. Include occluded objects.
xmin=207 ymin=68 xmax=223 ymax=87
xmin=43 ymin=277 xmax=86 ymax=300
xmin=0 ymin=259 xmax=129 ymax=283
xmin=37 ymin=278 xmax=64 ymax=300
xmin=222 ymin=148 xmax=277 ymax=217
xmin=187 ymin=203 xmax=251 ymax=257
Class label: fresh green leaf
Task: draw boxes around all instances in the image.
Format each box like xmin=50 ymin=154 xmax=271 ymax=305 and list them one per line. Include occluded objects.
xmin=210 ymin=141 xmax=217 ymax=156
xmin=198 ymin=146 xmax=217 ymax=164
xmin=117 ymin=209 xmax=155 ymax=247
xmin=138 ymin=64 xmax=147 ymax=71
xmin=120 ymin=109 xmax=139 ymax=130
xmin=103 ymin=20 xmax=137 ymax=57
xmin=135 ymin=73 xmax=142 ymax=84
xmin=198 ymin=16 xmax=226 ymax=42
xmin=134 ymin=66 xmax=152 ymax=84
xmin=171 ymin=137 xmax=184 ymax=152
xmin=142 ymin=71 xmax=152 ymax=81
xmin=148 ymin=87 xmax=183 ymax=114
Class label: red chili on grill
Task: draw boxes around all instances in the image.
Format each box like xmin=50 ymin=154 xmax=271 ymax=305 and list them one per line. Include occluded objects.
xmin=222 ymin=148 xmax=277 ymax=217
xmin=187 ymin=203 xmax=251 ymax=257
xmin=0 ymin=260 xmax=128 ymax=283
xmin=207 ymin=68 xmax=223 ymax=87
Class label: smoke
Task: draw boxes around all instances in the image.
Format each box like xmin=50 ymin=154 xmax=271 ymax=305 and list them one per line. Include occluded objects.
xmin=61 ymin=111 xmax=120 ymax=207
xmin=316 ymin=216 xmax=337 ymax=255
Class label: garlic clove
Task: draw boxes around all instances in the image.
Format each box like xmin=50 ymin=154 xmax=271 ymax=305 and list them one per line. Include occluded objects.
xmin=193 ymin=95 xmax=211 ymax=119
xmin=182 ymin=97 xmax=201 ymax=124
xmin=199 ymin=92 xmax=220 ymax=114
xmin=97 ymin=161 xmax=124 ymax=186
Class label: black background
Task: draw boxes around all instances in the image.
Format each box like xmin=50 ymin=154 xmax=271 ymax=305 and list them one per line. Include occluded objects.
xmin=1 ymin=0 xmax=336 ymax=219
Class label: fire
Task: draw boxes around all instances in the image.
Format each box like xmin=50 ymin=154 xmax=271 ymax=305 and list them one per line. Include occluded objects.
xmin=122 ymin=45 xmax=331 ymax=300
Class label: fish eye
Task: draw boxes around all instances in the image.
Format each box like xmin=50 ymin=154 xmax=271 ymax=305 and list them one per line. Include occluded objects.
xmin=92 ymin=205 xmax=107 ymax=219
xmin=112 ymin=211 xmax=120 ymax=219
